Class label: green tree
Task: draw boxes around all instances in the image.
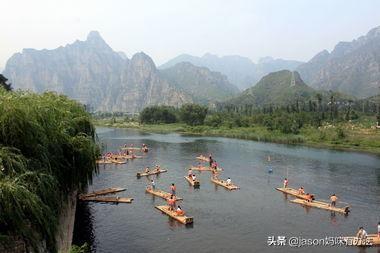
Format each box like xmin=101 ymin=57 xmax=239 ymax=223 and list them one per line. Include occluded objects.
xmin=179 ymin=104 xmax=208 ymax=126
xmin=0 ymin=74 xmax=12 ymax=91
xmin=139 ymin=106 xmax=177 ymax=124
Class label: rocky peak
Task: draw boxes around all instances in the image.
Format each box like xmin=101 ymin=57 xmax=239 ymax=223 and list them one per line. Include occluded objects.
xmin=84 ymin=31 xmax=111 ymax=50
xmin=366 ymin=25 xmax=380 ymax=39
xmin=130 ymin=52 xmax=157 ymax=72
xmin=308 ymin=50 xmax=330 ymax=63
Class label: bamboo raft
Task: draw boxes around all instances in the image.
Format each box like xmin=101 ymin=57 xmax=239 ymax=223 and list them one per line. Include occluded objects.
xmin=190 ymin=166 xmax=223 ymax=172
xmin=155 ymin=205 xmax=193 ymax=224
xmin=184 ymin=176 xmax=200 ymax=187
xmin=111 ymin=155 xmax=142 ymax=160
xmin=110 ymin=159 xmax=127 ymax=164
xmin=211 ymin=177 xmax=239 ymax=190
xmin=290 ymin=198 xmax=350 ymax=214
xmin=121 ymin=147 xmax=142 ymax=151
xmin=79 ymin=187 xmax=126 ymax=199
xmin=96 ymin=159 xmax=112 ymax=164
xmin=80 ymin=196 xmax=133 ymax=203
xmin=342 ymin=234 xmax=380 ymax=246
xmin=196 ymin=155 xmax=210 ymax=162
xmin=276 ymin=187 xmax=314 ymax=200
xmin=145 ymin=187 xmax=183 ymax=201
xmin=137 ymin=169 xmax=167 ymax=177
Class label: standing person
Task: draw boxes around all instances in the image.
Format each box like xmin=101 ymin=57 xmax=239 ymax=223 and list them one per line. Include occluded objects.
xmin=226 ymin=177 xmax=232 ymax=186
xmin=188 ymin=168 xmax=192 ymax=177
xmin=151 ymin=179 xmax=155 ymax=190
xmin=209 ymin=154 xmax=214 ymax=167
xmin=283 ymin=178 xmax=289 ymax=188
xmin=377 ymin=222 xmax=380 ymax=238
xmin=330 ymin=194 xmax=338 ymax=207
xmin=167 ymin=195 xmax=175 ymax=211
xmin=170 ymin=183 xmax=176 ymax=196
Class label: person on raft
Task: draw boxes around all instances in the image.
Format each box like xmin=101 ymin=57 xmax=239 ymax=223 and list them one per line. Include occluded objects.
xmin=155 ymin=165 xmax=161 ymax=172
xmin=211 ymin=161 xmax=218 ymax=170
xmin=378 ymin=222 xmax=380 ymax=238
xmin=167 ymin=195 xmax=176 ymax=211
xmin=209 ymin=154 xmax=214 ymax=167
xmin=305 ymin=193 xmax=313 ymax=202
xmin=170 ymin=183 xmax=176 ymax=195
xmin=283 ymin=178 xmax=289 ymax=188
xmin=176 ymin=206 xmax=185 ymax=216
xmin=151 ymin=179 xmax=155 ymax=190
xmin=191 ymin=174 xmax=197 ymax=181
xmin=330 ymin=194 xmax=338 ymax=207
xmin=298 ymin=187 xmax=305 ymax=195
xmin=211 ymin=168 xmax=218 ymax=179
xmin=145 ymin=167 xmax=150 ymax=173
xmin=188 ymin=168 xmax=192 ymax=176
xmin=226 ymin=177 xmax=232 ymax=186
xmin=356 ymin=227 xmax=368 ymax=240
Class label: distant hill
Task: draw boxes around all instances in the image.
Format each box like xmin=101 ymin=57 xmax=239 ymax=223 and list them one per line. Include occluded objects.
xmin=160 ymin=53 xmax=303 ymax=90
xmin=225 ymin=70 xmax=353 ymax=107
xmin=297 ymin=25 xmax=380 ymax=98
xmin=160 ymin=62 xmax=239 ymax=104
xmin=226 ymin=70 xmax=315 ymax=107
xmin=3 ymin=32 xmax=240 ymax=112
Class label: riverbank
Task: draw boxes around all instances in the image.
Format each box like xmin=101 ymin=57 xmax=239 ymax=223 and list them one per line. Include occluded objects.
xmin=95 ymin=120 xmax=380 ymax=155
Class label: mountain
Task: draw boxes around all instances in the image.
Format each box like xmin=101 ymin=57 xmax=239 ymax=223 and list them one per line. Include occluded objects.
xmin=159 ymin=53 xmax=303 ymax=90
xmin=3 ymin=32 xmax=239 ymax=112
xmin=159 ymin=62 xmax=239 ymax=104
xmin=226 ymin=70 xmax=316 ymax=107
xmin=297 ymin=26 xmax=380 ymax=98
xmin=99 ymin=52 xmax=191 ymax=112
xmin=3 ymin=31 xmax=124 ymax=109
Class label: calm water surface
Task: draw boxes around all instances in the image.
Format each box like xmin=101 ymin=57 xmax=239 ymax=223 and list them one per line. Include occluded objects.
xmin=73 ymin=127 xmax=380 ymax=253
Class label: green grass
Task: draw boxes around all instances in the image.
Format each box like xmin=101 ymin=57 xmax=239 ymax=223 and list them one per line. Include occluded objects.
xmin=95 ymin=118 xmax=380 ymax=155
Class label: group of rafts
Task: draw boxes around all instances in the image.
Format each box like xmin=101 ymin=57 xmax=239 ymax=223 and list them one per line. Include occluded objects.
xmin=277 ymin=179 xmax=380 ymax=246
xmin=140 ymin=154 xmax=239 ymax=225
xmin=83 ymin=150 xmax=239 ymax=225
xmin=95 ymin=144 xmax=148 ymax=164
xmin=80 ymin=144 xmax=149 ymax=203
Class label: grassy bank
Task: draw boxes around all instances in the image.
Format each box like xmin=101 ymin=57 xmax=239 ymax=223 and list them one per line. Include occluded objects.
xmin=95 ymin=118 xmax=380 ymax=155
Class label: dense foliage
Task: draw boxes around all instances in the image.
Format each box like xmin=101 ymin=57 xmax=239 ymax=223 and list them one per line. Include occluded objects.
xmin=0 ymin=74 xmax=12 ymax=91
xmin=135 ymin=93 xmax=379 ymax=136
xmin=139 ymin=106 xmax=177 ymax=124
xmin=139 ymin=104 xmax=208 ymax=126
xmin=0 ymin=88 xmax=99 ymax=252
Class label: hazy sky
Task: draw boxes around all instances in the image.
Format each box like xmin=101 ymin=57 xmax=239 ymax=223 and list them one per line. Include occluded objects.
xmin=1 ymin=0 xmax=380 ymax=68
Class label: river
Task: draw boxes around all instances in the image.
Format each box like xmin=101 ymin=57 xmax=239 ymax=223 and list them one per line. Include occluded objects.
xmin=73 ymin=127 xmax=380 ymax=253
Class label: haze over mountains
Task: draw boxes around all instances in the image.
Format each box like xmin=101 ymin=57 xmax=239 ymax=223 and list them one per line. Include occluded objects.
xmin=160 ymin=54 xmax=303 ymax=90
xmin=2 ymin=25 xmax=380 ymax=112
xmin=3 ymin=32 xmax=238 ymax=112
xmin=297 ymin=26 xmax=380 ymax=98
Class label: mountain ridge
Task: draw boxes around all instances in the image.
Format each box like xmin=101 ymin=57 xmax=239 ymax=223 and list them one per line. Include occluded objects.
xmin=297 ymin=25 xmax=380 ymax=98
xmin=3 ymin=32 xmax=240 ymax=112
xmin=159 ymin=53 xmax=303 ymax=90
